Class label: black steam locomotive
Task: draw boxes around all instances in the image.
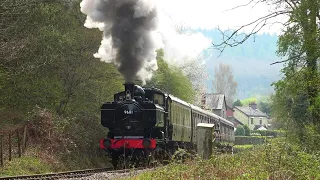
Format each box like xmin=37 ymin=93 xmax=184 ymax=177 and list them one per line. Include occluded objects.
xmin=100 ymin=83 xmax=234 ymax=169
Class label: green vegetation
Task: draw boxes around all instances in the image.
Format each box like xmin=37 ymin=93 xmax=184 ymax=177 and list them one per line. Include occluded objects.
xmin=270 ymin=0 xmax=320 ymax=150
xmin=234 ymin=125 xmax=245 ymax=136
xmin=1 ymin=0 xmax=196 ymax=175
xmin=233 ymin=97 xmax=272 ymax=115
xmin=235 ymin=136 xmax=266 ymax=145
xmin=251 ymin=130 xmax=285 ymax=137
xmin=0 ymin=156 xmax=52 ymax=177
xmin=133 ymin=139 xmax=320 ymax=179
xmin=233 ymin=145 xmax=254 ymax=153
xmin=240 ymin=97 xmax=258 ymax=106
xmin=146 ymin=49 xmax=195 ymax=103
xmin=232 ymin=99 xmax=242 ymax=107
xmin=242 ymin=125 xmax=250 ymax=136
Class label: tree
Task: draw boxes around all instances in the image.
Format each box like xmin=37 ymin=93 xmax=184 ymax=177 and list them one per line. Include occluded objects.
xmin=212 ymin=62 xmax=238 ymax=104
xmin=212 ymin=0 xmax=320 ymax=126
xmin=177 ymin=56 xmax=208 ymax=106
xmin=235 ymin=125 xmax=245 ymax=136
xmin=243 ymin=125 xmax=251 ymax=136
xmin=146 ymin=49 xmax=195 ymax=103
xmin=258 ymin=101 xmax=272 ymax=116
xmin=233 ymin=99 xmax=243 ymax=107
xmin=0 ymin=1 xmax=124 ymax=116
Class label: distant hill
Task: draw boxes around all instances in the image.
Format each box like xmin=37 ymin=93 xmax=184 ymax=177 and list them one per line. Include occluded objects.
xmin=197 ymin=29 xmax=284 ymax=99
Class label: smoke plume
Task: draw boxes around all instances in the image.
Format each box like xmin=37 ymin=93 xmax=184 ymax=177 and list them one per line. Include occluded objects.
xmin=80 ymin=0 xmax=163 ymax=83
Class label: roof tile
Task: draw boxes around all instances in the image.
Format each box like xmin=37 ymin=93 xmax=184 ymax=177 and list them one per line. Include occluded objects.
xmin=235 ymin=106 xmax=268 ymax=117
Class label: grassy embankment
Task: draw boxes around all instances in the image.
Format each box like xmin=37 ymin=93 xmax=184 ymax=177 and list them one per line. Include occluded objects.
xmin=0 ymin=108 xmax=111 ymax=177
xmin=129 ymin=138 xmax=320 ymax=179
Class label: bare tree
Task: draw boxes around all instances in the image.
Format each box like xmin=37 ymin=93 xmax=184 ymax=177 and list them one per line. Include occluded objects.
xmin=212 ymin=62 xmax=238 ymax=103
xmin=212 ymin=0 xmax=320 ymax=123
xmin=178 ymin=56 xmax=209 ymax=105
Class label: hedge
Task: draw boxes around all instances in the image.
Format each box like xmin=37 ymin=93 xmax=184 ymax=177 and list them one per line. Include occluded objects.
xmin=235 ymin=136 xmax=266 ymax=145
xmin=251 ymin=130 xmax=286 ymax=137
xmin=233 ymin=145 xmax=254 ymax=153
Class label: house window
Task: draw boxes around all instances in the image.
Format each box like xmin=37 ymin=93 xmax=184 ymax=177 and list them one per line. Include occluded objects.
xmin=251 ymin=117 xmax=254 ymax=124
xmin=260 ymin=117 xmax=263 ymax=125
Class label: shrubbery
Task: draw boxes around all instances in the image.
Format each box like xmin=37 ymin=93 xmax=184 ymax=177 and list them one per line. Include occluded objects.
xmin=235 ymin=136 xmax=266 ymax=145
xmin=251 ymin=130 xmax=285 ymax=137
xmin=235 ymin=125 xmax=245 ymax=136
xmin=135 ymin=139 xmax=320 ymax=179
xmin=233 ymin=145 xmax=254 ymax=153
xmin=243 ymin=125 xmax=250 ymax=136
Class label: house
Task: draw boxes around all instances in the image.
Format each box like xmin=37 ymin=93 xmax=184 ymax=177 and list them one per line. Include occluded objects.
xmin=233 ymin=102 xmax=269 ymax=130
xmin=226 ymin=102 xmax=234 ymax=118
xmin=201 ymin=93 xmax=227 ymax=119
xmin=225 ymin=102 xmax=243 ymax=128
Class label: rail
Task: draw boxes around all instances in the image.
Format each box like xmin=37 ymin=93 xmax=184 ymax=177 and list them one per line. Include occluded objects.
xmin=0 ymin=167 xmax=149 ymax=180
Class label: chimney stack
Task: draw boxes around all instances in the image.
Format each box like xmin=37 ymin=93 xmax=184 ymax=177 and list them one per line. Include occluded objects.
xmin=124 ymin=82 xmax=135 ymax=100
xmin=249 ymin=102 xmax=257 ymax=110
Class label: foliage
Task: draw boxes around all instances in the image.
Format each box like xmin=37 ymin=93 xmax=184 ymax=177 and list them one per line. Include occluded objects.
xmin=235 ymin=136 xmax=266 ymax=145
xmin=235 ymin=125 xmax=245 ymax=136
xmin=134 ymin=139 xmax=320 ymax=180
xmin=236 ymin=96 xmax=272 ymax=115
xmin=271 ymin=0 xmax=320 ymax=139
xmin=212 ymin=62 xmax=238 ymax=103
xmin=233 ymin=99 xmax=242 ymax=107
xmin=1 ymin=1 xmax=199 ymax=174
xmin=56 ymin=112 xmax=111 ymax=170
xmin=239 ymin=97 xmax=257 ymax=106
xmin=146 ymin=49 xmax=195 ymax=103
xmin=258 ymin=101 xmax=272 ymax=116
xmin=0 ymin=0 xmax=120 ymax=171
xmin=233 ymin=144 xmax=254 ymax=153
xmin=251 ymin=130 xmax=285 ymax=137
xmin=0 ymin=156 xmax=52 ymax=177
xmin=0 ymin=0 xmax=124 ymax=117
xmin=243 ymin=124 xmax=250 ymax=136
xmin=211 ymin=0 xmax=320 ymax=149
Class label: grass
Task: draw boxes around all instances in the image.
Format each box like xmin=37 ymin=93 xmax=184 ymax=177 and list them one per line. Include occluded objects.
xmin=0 ymin=146 xmax=110 ymax=177
xmin=129 ymin=138 xmax=320 ymax=180
xmin=0 ymin=156 xmax=53 ymax=177
xmin=233 ymin=144 xmax=254 ymax=153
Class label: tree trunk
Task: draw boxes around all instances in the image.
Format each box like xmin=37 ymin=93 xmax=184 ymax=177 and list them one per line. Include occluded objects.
xmin=302 ymin=0 xmax=319 ymax=125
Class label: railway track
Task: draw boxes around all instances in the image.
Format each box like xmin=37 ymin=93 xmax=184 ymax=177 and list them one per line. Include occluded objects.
xmin=0 ymin=167 xmax=148 ymax=180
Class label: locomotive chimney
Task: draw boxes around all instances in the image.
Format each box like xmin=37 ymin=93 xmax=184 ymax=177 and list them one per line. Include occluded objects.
xmin=124 ymin=82 xmax=135 ymax=100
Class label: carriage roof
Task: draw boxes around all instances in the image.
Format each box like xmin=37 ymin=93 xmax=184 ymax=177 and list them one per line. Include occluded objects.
xmin=168 ymin=94 xmax=234 ymax=127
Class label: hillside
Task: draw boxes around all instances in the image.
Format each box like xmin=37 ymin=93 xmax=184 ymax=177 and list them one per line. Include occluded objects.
xmin=199 ymin=29 xmax=283 ymax=99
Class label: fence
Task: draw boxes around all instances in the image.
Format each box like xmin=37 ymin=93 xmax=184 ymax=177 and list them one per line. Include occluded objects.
xmin=0 ymin=123 xmax=28 ymax=167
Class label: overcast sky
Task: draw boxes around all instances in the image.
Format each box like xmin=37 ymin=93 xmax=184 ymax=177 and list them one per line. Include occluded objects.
xmin=154 ymin=0 xmax=288 ymax=63
xmin=153 ymin=0 xmax=288 ymax=96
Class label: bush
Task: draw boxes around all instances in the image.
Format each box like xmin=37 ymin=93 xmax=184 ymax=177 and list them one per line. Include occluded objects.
xmin=251 ymin=130 xmax=286 ymax=137
xmin=250 ymin=133 xmax=261 ymax=136
xmin=233 ymin=145 xmax=254 ymax=153
xmin=235 ymin=125 xmax=245 ymax=136
xmin=235 ymin=136 xmax=266 ymax=145
xmin=243 ymin=125 xmax=250 ymax=136
xmin=134 ymin=139 xmax=320 ymax=179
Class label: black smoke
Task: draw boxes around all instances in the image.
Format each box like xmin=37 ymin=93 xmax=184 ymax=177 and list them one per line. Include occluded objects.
xmin=81 ymin=0 xmax=163 ymax=83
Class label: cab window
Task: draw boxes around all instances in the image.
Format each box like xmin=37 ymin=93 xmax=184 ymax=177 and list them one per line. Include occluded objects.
xmin=154 ymin=93 xmax=165 ymax=106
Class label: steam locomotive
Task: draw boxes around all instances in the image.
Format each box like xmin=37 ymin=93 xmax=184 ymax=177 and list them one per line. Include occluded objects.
xmin=100 ymin=82 xmax=234 ymax=169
